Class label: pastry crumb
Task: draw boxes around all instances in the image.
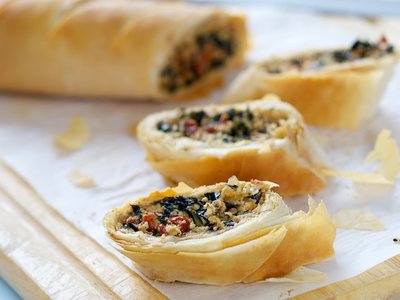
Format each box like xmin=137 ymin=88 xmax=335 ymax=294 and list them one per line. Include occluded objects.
xmin=54 ymin=116 xmax=91 ymax=151
xmin=69 ymin=170 xmax=96 ymax=188
xmin=332 ymin=208 xmax=385 ymax=231
xmin=393 ymin=238 xmax=400 ymax=244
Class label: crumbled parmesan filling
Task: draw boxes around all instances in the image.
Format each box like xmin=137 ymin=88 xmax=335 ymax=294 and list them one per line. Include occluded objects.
xmin=264 ymin=36 xmax=395 ymax=74
xmin=121 ymin=178 xmax=270 ymax=237
xmin=156 ymin=107 xmax=289 ymax=143
xmin=160 ymin=28 xmax=236 ymax=93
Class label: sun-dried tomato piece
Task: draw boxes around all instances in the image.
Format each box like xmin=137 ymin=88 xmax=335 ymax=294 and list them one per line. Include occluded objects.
xmin=168 ymin=216 xmax=191 ymax=234
xmin=126 ymin=216 xmax=139 ymax=224
xmin=142 ymin=213 xmax=158 ymax=231
xmin=184 ymin=118 xmax=198 ymax=136
xmin=158 ymin=224 xmax=167 ymax=235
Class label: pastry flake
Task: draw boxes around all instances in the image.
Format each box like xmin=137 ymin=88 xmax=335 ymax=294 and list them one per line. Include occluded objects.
xmin=322 ymin=129 xmax=400 ymax=185
xmin=365 ymin=129 xmax=400 ymax=181
xmin=332 ymin=208 xmax=385 ymax=231
xmin=69 ymin=170 xmax=96 ymax=188
xmin=54 ymin=116 xmax=91 ymax=151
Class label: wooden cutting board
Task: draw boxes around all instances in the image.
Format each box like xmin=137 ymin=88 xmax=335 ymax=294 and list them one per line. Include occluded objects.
xmin=0 ymin=161 xmax=399 ymax=299
xmin=0 ymin=161 xmax=166 ymax=300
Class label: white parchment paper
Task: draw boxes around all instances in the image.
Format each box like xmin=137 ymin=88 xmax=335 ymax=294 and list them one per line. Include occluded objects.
xmin=0 ymin=6 xmax=400 ymax=299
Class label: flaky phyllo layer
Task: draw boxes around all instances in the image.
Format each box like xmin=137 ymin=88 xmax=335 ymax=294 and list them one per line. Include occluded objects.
xmin=103 ymin=178 xmax=336 ymax=285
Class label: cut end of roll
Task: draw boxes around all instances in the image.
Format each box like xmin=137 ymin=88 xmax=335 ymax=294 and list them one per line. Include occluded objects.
xmin=221 ymin=37 xmax=398 ymax=129
xmin=103 ymin=177 xmax=336 ymax=285
xmin=137 ymin=97 xmax=327 ymax=196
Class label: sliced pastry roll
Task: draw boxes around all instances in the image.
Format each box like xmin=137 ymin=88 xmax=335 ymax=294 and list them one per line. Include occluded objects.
xmin=0 ymin=0 xmax=247 ymax=100
xmin=222 ymin=37 xmax=398 ymax=129
xmin=103 ymin=177 xmax=336 ymax=285
xmin=137 ymin=96 xmax=326 ymax=196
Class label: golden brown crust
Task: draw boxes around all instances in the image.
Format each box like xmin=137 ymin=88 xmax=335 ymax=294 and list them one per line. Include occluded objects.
xmin=103 ymin=179 xmax=336 ymax=285
xmin=243 ymin=202 xmax=336 ymax=281
xmin=137 ymin=97 xmax=326 ymax=196
xmin=147 ymin=147 xmax=325 ymax=197
xmin=222 ymin=52 xmax=397 ymax=129
xmin=0 ymin=0 xmax=247 ymax=100
xmin=119 ymin=227 xmax=288 ymax=285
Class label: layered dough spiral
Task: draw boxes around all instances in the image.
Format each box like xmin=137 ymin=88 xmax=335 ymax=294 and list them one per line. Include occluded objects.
xmin=222 ymin=38 xmax=398 ymax=129
xmin=0 ymin=0 xmax=247 ymax=100
xmin=137 ymin=96 xmax=326 ymax=196
xmin=103 ymin=177 xmax=336 ymax=285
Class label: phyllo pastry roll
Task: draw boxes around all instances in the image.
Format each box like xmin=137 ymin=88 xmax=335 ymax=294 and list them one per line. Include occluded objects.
xmin=222 ymin=37 xmax=398 ymax=129
xmin=103 ymin=177 xmax=336 ymax=285
xmin=0 ymin=0 xmax=247 ymax=100
xmin=137 ymin=96 xmax=326 ymax=196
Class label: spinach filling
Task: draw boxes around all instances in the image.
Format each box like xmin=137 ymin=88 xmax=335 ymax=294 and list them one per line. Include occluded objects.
xmin=160 ymin=29 xmax=236 ymax=93
xmin=156 ymin=107 xmax=287 ymax=143
xmin=265 ymin=36 xmax=395 ymax=74
xmin=122 ymin=183 xmax=266 ymax=237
